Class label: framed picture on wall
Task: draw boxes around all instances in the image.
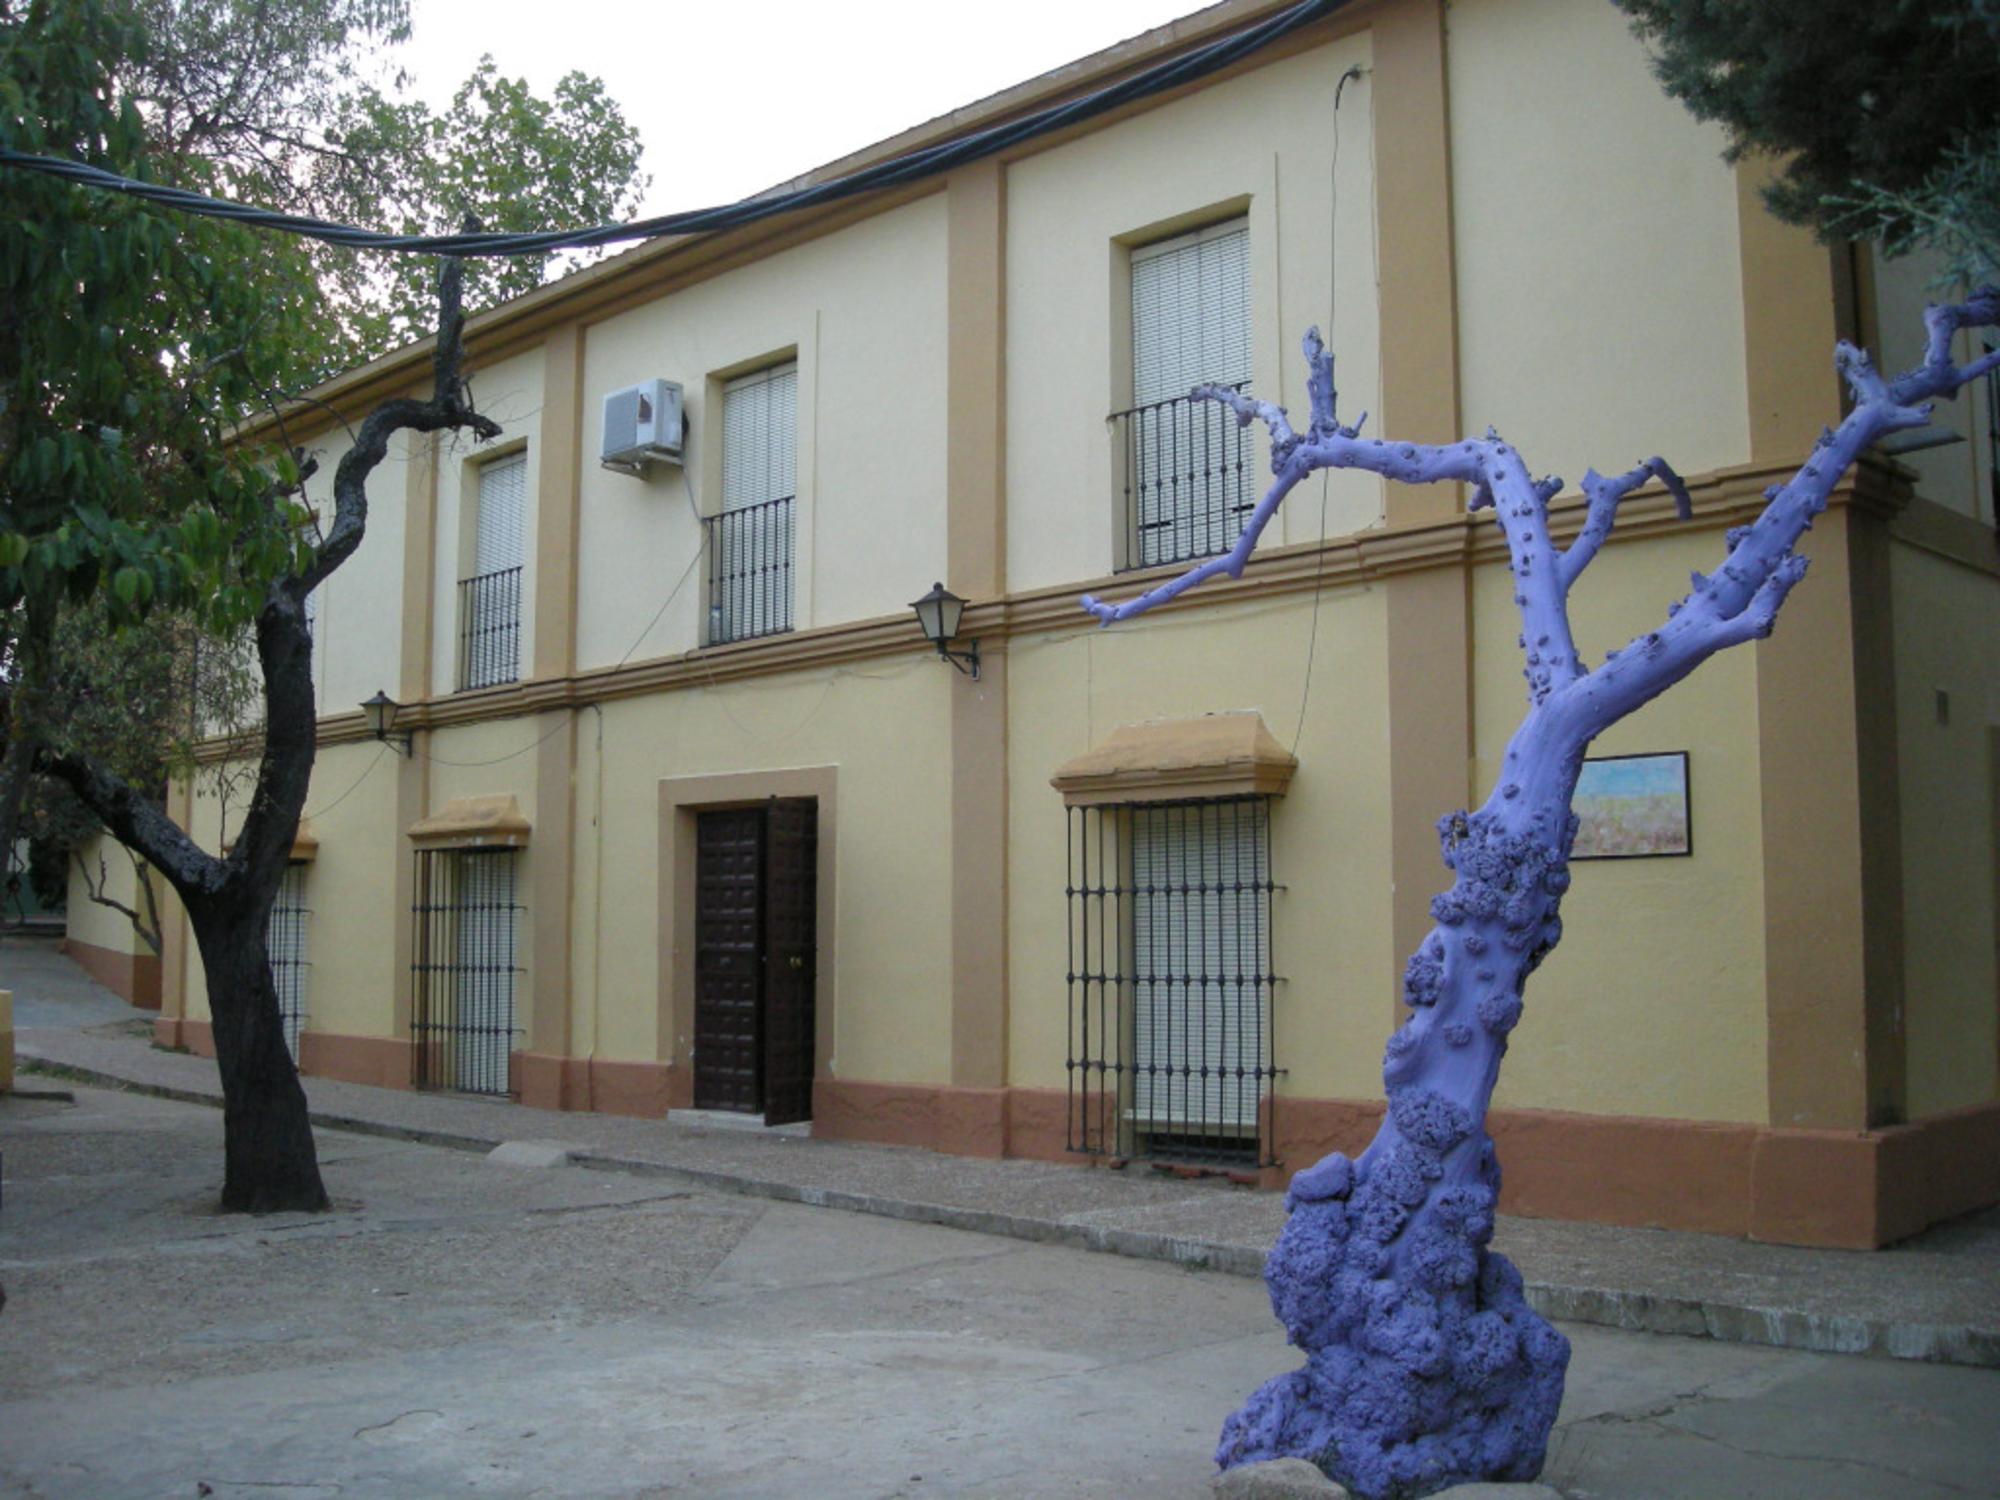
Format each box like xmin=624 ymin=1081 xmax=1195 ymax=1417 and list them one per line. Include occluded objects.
xmin=1572 ymin=751 xmax=1691 ymax=859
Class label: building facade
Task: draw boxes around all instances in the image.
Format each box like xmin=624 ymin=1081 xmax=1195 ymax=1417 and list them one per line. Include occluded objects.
xmin=100 ymin=0 xmax=2000 ymax=1248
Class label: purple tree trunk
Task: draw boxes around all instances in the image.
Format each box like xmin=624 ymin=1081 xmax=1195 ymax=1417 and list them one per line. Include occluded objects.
xmin=1081 ymin=292 xmax=2000 ymax=1499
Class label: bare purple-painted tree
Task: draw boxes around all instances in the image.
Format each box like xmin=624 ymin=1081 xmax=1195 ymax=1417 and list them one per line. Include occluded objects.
xmin=44 ymin=255 xmax=500 ymax=1213
xmin=1082 ymin=290 xmax=2000 ymax=1498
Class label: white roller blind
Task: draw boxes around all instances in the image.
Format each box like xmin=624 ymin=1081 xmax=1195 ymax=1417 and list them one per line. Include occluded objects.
xmin=722 ymin=364 xmax=798 ymax=513
xmin=1131 ymin=219 xmax=1250 ymax=406
xmin=450 ymin=850 xmax=518 ymax=1095
xmin=473 ymin=452 xmax=527 ymax=577
xmin=1130 ymin=801 xmax=1268 ymax=1131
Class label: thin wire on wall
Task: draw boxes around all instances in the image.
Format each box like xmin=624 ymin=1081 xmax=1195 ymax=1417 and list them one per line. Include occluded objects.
xmin=1289 ymin=61 xmax=1366 ymax=757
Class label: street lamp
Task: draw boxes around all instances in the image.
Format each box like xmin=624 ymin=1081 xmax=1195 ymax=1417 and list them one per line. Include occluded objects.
xmin=909 ymin=582 xmax=980 ymax=679
xmin=360 ymin=690 xmax=413 ymax=756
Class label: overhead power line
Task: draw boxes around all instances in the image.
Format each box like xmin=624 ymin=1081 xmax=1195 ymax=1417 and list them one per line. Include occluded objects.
xmin=0 ymin=0 xmax=1347 ymax=259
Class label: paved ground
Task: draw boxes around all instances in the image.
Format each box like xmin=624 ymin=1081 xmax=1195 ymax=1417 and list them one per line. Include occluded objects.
xmin=11 ymin=935 xmax=1998 ymax=1372
xmin=2 ymin=1085 xmax=1998 ymax=1499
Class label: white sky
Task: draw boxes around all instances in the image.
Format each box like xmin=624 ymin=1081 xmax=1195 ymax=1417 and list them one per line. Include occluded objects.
xmin=396 ymin=0 xmax=1213 ymax=218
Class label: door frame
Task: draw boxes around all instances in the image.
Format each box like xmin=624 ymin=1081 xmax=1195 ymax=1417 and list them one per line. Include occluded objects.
xmin=660 ymin=767 xmax=837 ymax=1114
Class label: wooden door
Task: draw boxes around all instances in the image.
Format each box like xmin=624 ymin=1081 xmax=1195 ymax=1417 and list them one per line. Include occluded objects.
xmin=761 ymin=798 xmax=818 ymax=1125
xmin=694 ymin=809 xmax=764 ymax=1111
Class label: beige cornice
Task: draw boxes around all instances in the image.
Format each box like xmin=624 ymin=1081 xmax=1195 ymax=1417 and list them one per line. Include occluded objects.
xmin=407 ymin=793 xmax=532 ymax=850
xmin=194 ymin=454 xmax=1912 ymax=763
xmin=1051 ymin=711 xmax=1298 ymax=806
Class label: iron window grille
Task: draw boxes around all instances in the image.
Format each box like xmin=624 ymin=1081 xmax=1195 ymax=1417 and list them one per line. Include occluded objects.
xmin=457 ymin=565 xmax=523 ymax=690
xmin=411 ymin=847 xmax=522 ymax=1095
xmin=267 ymin=861 xmax=310 ymax=1061
xmin=1065 ymin=796 xmax=1282 ymax=1169
xmin=1111 ymin=382 xmax=1255 ymax=570
xmin=704 ymin=494 xmax=795 ymax=644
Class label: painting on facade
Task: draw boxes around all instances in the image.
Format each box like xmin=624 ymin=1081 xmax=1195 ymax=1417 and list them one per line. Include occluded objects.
xmin=1572 ymin=752 xmax=1691 ymax=859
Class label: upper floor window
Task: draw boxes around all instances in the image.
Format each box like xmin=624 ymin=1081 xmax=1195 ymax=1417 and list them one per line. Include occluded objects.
xmin=1115 ymin=218 xmax=1253 ymax=570
xmin=459 ymin=451 xmax=525 ymax=690
xmin=706 ymin=363 xmax=797 ymax=645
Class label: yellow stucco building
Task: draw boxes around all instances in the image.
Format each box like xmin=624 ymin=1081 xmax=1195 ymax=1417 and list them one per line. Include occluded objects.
xmin=79 ymin=0 xmax=2000 ymax=1249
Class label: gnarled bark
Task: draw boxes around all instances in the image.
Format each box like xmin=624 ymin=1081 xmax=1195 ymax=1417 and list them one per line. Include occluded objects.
xmin=43 ymin=252 xmax=499 ymax=1213
xmin=1084 ymin=290 xmax=2000 ymax=1499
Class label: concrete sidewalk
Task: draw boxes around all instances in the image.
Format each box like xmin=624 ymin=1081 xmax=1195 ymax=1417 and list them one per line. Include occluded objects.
xmin=9 ymin=942 xmax=1997 ymax=1372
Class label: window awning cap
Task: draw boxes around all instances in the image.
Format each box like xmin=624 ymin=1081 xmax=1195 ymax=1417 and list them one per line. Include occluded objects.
xmin=406 ymin=793 xmax=531 ymax=849
xmin=1050 ymin=712 xmax=1297 ymax=807
xmin=222 ymin=818 xmax=318 ymax=862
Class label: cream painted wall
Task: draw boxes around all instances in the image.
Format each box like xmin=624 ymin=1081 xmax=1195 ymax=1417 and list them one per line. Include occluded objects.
xmin=1475 ymin=530 xmax=1769 ymax=1124
xmin=575 ymin=195 xmax=950 ymax=672
xmin=1872 ymin=250 xmax=1989 ymax=520
xmin=432 ymin=350 xmax=544 ymax=691
xmin=1005 ymin=33 xmax=1382 ymax=594
xmin=1447 ymin=0 xmax=1751 ymax=482
xmin=585 ymin=658 xmax=954 ymax=1081
xmin=288 ymin=742 xmax=405 ymax=1040
xmin=1891 ymin=541 xmax=2000 ymax=1117
xmin=177 ymin=741 xmax=408 ymax=1032
xmin=63 ymin=831 xmax=157 ymax=956
xmin=1006 ymin=585 xmax=1396 ymax=1102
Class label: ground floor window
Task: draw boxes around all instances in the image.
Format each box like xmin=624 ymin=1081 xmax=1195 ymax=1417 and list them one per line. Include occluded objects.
xmin=266 ymin=861 xmax=311 ymax=1060
xmin=411 ymin=847 xmax=521 ymax=1095
xmin=1065 ymin=796 xmax=1280 ymax=1168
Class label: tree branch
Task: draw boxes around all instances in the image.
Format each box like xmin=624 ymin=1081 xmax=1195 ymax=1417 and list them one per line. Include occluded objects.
xmin=71 ymin=849 xmax=163 ymax=955
xmin=1080 ymin=290 xmax=1999 ymax=735
xmin=1558 ymin=456 xmax=1692 ymax=592
xmin=296 ymin=238 xmax=498 ymax=598
xmin=46 ymin=753 xmax=220 ymax=905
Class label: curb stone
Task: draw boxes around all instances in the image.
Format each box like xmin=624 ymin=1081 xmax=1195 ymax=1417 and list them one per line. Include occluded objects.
xmin=19 ymin=1044 xmax=1998 ymax=1372
xmin=1213 ymin=1458 xmax=1347 ymax=1498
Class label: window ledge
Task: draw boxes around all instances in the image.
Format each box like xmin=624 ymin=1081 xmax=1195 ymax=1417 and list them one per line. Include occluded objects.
xmin=1050 ymin=712 xmax=1296 ymax=807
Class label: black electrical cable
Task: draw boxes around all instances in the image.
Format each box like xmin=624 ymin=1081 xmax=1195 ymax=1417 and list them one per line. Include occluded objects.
xmin=0 ymin=0 xmax=1346 ymax=258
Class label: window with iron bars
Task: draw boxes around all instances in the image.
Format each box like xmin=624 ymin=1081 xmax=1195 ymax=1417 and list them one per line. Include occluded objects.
xmin=411 ymin=847 xmax=522 ymax=1095
xmin=266 ymin=861 xmax=310 ymax=1061
xmin=1112 ymin=217 xmax=1254 ymax=571
xmin=1065 ymin=796 xmax=1282 ymax=1168
xmin=707 ymin=363 xmax=797 ymax=644
xmin=460 ymin=450 xmax=525 ymax=689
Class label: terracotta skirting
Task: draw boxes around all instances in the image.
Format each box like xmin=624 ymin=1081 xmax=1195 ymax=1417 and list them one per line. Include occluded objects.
xmin=151 ymin=1018 xmax=413 ymax=1091
xmin=813 ymin=1080 xmax=2000 ymax=1250
xmin=514 ymin=1051 xmax=679 ymax=1118
xmin=61 ymin=938 xmax=161 ymax=1009
xmin=299 ymin=1031 xmax=414 ymax=1092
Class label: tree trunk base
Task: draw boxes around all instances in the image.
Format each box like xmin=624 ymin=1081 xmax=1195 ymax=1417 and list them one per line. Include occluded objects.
xmin=1216 ymin=1139 xmax=1568 ymax=1500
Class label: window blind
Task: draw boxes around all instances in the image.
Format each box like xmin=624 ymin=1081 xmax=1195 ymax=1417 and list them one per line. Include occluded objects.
xmin=1131 ymin=219 xmax=1250 ymax=407
xmin=722 ymin=364 xmax=798 ymax=513
xmin=473 ymin=452 xmax=527 ymax=577
xmin=1129 ymin=799 xmax=1269 ymax=1132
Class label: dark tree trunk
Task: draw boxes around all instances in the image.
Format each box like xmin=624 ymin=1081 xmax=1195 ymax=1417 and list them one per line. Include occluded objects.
xmin=193 ymin=902 xmax=328 ymax=1212
xmin=34 ymin=252 xmax=498 ymax=1217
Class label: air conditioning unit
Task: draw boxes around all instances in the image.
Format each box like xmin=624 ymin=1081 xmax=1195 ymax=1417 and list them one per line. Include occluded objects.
xmin=601 ymin=380 xmax=684 ymax=473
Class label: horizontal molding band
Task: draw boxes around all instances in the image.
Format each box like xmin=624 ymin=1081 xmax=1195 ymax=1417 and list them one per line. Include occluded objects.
xmin=197 ymin=454 xmax=1913 ymax=763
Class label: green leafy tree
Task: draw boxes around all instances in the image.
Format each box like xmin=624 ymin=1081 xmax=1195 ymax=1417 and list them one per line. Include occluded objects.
xmin=2 ymin=0 xmax=646 ymax=899
xmin=2 ymin=0 xmax=500 ymax=1211
xmin=313 ymin=57 xmax=648 ymax=359
xmin=1615 ymin=0 xmax=2000 ymax=285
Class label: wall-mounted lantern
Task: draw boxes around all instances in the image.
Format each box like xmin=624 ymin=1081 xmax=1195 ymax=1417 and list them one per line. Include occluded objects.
xmin=909 ymin=582 xmax=980 ymax=679
xmin=360 ymin=690 xmax=413 ymax=756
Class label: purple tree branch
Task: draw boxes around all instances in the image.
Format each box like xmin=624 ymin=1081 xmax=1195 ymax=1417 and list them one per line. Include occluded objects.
xmin=1080 ymin=293 xmax=2000 ymax=1500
